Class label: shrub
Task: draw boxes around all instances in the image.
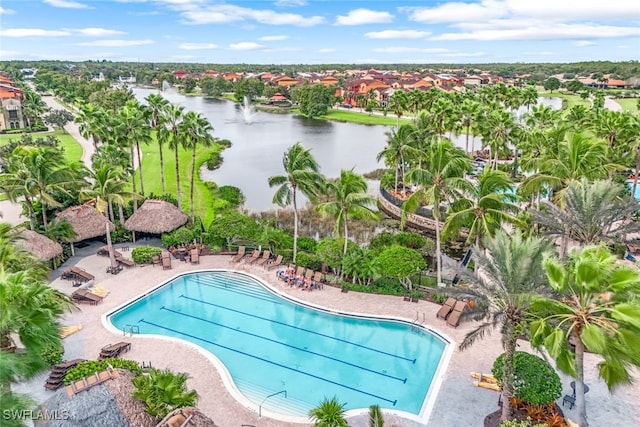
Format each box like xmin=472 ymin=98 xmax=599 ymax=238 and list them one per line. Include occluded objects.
xmin=161 ymin=226 xmax=201 ymax=248
xmin=492 ymin=352 xmax=562 ymax=405
xmin=205 ymin=151 xmax=223 ymax=170
xmin=343 ymin=277 xmax=406 ymax=296
xmin=297 ymin=236 xmax=317 ymax=252
xmin=132 ymin=369 xmax=199 ymax=419
xmin=395 ymin=232 xmax=427 ymax=250
xmin=132 ymin=246 xmax=162 ymax=264
xmin=218 ymin=186 xmax=244 ymax=206
xmin=39 ymin=343 xmax=64 ymax=366
xmin=295 ymin=252 xmax=322 ymax=271
xmin=65 ymin=359 xmax=143 ymax=384
xmin=498 ymin=420 xmax=547 ymax=427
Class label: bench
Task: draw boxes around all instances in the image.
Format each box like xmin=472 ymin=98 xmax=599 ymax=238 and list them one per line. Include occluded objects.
xmin=562 ymin=394 xmax=575 ymax=410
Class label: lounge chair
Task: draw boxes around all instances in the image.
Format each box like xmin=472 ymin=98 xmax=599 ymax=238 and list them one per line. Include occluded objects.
xmin=295 ymin=266 xmax=305 ymax=277
xmin=255 ymin=251 xmax=271 ymax=267
xmin=62 ymin=266 xmax=95 ymax=282
xmin=72 ymin=289 xmax=103 ymax=305
xmin=312 ymin=271 xmax=324 ymax=290
xmin=161 ymin=251 xmax=171 ymax=260
xmin=244 ymin=250 xmax=261 ymax=264
xmin=446 ymin=300 xmax=468 ymax=328
xmin=98 ymin=342 xmax=131 ymax=359
xmin=190 ymin=249 xmax=200 ymax=264
xmin=97 ymin=246 xmax=109 ymax=256
xmin=116 ymin=256 xmax=135 ymax=268
xmin=162 ymin=256 xmax=172 ymax=270
xmin=436 ymin=298 xmax=457 ymax=319
xmin=266 ymin=255 xmax=283 ymax=270
xmin=152 ymin=256 xmax=161 ymax=267
xmin=231 ymin=246 xmax=246 ymax=263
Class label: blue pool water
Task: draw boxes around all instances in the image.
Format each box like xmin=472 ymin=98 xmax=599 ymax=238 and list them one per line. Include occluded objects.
xmin=108 ymin=271 xmax=448 ymax=417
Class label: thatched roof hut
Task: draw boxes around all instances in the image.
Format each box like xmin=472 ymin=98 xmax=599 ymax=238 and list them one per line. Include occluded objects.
xmin=36 ymin=369 xmax=218 ymax=427
xmin=15 ymin=228 xmax=63 ymax=260
xmin=124 ymin=200 xmax=188 ymax=234
xmin=56 ymin=205 xmax=114 ymax=243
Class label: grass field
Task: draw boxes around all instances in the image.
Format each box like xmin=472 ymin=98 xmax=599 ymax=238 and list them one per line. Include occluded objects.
xmin=132 ymin=135 xmax=221 ymax=226
xmin=613 ymin=98 xmax=639 ymax=113
xmin=0 ymin=129 xmax=83 ymax=162
xmin=321 ymin=109 xmax=402 ymax=126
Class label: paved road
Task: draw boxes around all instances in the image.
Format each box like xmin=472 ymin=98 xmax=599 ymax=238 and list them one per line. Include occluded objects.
xmin=41 ymin=95 xmax=95 ymax=167
xmin=604 ymin=96 xmax=623 ymax=112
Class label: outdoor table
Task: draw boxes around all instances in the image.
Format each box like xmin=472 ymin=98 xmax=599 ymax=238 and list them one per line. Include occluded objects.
xmin=570 ymin=381 xmax=590 ymax=397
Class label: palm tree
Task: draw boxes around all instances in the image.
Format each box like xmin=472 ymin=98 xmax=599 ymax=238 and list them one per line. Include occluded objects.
xmin=160 ymin=104 xmax=186 ymax=209
xmin=530 ymin=179 xmax=640 ymax=257
xmin=179 ymin=111 xmax=214 ymax=221
xmin=115 ymin=101 xmax=150 ymax=207
xmin=522 ymin=86 xmax=538 ymax=111
xmin=377 ymin=124 xmax=418 ymax=192
xmin=268 ymin=143 xmax=324 ymax=263
xmin=403 ymin=139 xmax=472 ymax=286
xmin=443 ymin=169 xmax=521 ymax=250
xmin=316 ymin=168 xmax=378 ymax=255
xmin=75 ymin=103 xmax=107 ymax=150
xmin=308 ymin=396 xmax=348 ymax=427
xmin=145 ymin=93 xmax=170 ymax=195
xmin=459 ymin=99 xmax=481 ymax=154
xmin=132 ymin=369 xmax=199 ymax=419
xmin=388 ymin=91 xmax=408 ymax=128
xmin=524 ymin=104 xmax=561 ymax=130
xmin=452 ymin=230 xmax=554 ymax=422
xmin=80 ymin=164 xmax=140 ymax=224
xmin=480 ymin=109 xmax=520 ymax=170
xmin=530 ymin=245 xmax=640 ymax=427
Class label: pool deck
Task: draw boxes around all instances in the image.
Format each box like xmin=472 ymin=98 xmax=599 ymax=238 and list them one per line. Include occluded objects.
xmin=17 ymin=245 xmax=640 ymax=427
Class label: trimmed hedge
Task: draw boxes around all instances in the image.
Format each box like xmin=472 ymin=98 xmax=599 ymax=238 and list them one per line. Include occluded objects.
xmin=131 ymin=246 xmax=162 ymax=264
xmin=65 ymin=359 xmax=143 ymax=384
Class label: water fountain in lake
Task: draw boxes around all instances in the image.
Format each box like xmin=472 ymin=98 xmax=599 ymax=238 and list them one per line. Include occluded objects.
xmin=162 ymin=80 xmax=171 ymax=92
xmin=240 ymin=95 xmax=257 ymax=124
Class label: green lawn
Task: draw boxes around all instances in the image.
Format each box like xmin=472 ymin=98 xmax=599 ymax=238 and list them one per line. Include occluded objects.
xmin=613 ymin=98 xmax=639 ymax=113
xmin=539 ymin=90 xmax=591 ymax=110
xmin=0 ymin=129 xmax=83 ymax=162
xmin=320 ymin=109 xmax=402 ymax=126
xmin=132 ymin=135 xmax=220 ymax=226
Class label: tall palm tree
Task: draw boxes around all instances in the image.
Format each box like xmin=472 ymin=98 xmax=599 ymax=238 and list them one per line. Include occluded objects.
xmin=451 ymin=230 xmax=553 ymax=422
xmin=388 ymin=91 xmax=408 ymax=128
xmin=377 ymin=124 xmax=418 ymax=192
xmin=75 ymin=103 xmax=107 ymax=150
xmin=160 ymin=104 xmax=186 ymax=209
xmin=459 ymin=99 xmax=481 ymax=154
xmin=530 ymin=179 xmax=640 ymax=257
xmin=316 ymin=168 xmax=378 ymax=255
xmin=145 ymin=93 xmax=170 ymax=195
xmin=443 ymin=169 xmax=521 ymax=249
xmin=80 ymin=164 xmax=140 ymax=224
xmin=524 ymin=104 xmax=561 ymax=130
xmin=522 ymin=86 xmax=539 ymax=112
xmin=268 ymin=142 xmax=324 ymax=263
xmin=308 ymin=396 xmax=348 ymax=427
xmin=115 ymin=101 xmax=150 ymax=206
xmin=403 ymin=139 xmax=472 ymax=286
xmin=179 ymin=111 xmax=214 ymax=221
xmin=480 ymin=109 xmax=520 ymax=170
xmin=530 ymin=245 xmax=640 ymax=427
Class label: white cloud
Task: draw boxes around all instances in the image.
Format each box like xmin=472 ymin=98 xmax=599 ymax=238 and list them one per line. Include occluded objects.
xmin=372 ymin=46 xmax=422 ymax=53
xmin=335 ymin=9 xmax=393 ymax=26
xmin=0 ymin=28 xmax=71 ymax=37
xmin=439 ymin=51 xmax=486 ymax=57
xmin=129 ymin=11 xmax=161 ymax=16
xmin=262 ymin=47 xmax=302 ymax=52
xmin=78 ymin=39 xmax=155 ymax=46
xmin=432 ymin=23 xmax=640 ymax=41
xmin=260 ymin=35 xmax=289 ymax=41
xmin=505 ymin=0 xmax=639 ymax=21
xmin=364 ymin=30 xmax=429 ymax=39
xmin=43 ymin=0 xmax=91 ymax=9
xmin=178 ymin=43 xmax=218 ymax=50
xmin=572 ymin=40 xmax=596 ymax=47
xmin=72 ymin=28 xmax=126 ymax=37
xmin=115 ymin=0 xmax=148 ymax=3
xmin=229 ymin=42 xmax=265 ymax=50
xmin=274 ymin=0 xmax=307 ymax=6
xmin=317 ymin=48 xmax=335 ymax=53
xmin=0 ymin=6 xmax=16 ymax=14
xmin=405 ymin=1 xmax=505 ymax=24
xmin=164 ymin=3 xmax=324 ymax=26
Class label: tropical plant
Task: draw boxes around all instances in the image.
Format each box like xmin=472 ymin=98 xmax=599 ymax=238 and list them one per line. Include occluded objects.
xmin=308 ymin=396 xmax=348 ymax=427
xmin=145 ymin=93 xmax=170 ymax=194
xmin=530 ymin=179 xmax=640 ymax=257
xmin=132 ymin=369 xmax=199 ymax=420
xmin=450 ymin=230 xmax=554 ymax=422
xmin=374 ymin=245 xmax=426 ymax=291
xmin=75 ymin=102 xmax=107 ymax=149
xmin=316 ymin=168 xmax=377 ymax=255
xmin=403 ymin=139 xmax=472 ymax=286
xmin=377 ymin=124 xmax=418 ymax=192
xmin=530 ymin=245 xmax=640 ymax=427
xmin=268 ymin=142 xmax=324 ymax=262
xmin=369 ymin=404 xmax=384 ymax=427
xmin=80 ymin=164 xmax=139 ymax=224
xmin=160 ymin=103 xmax=185 ymax=208
xmin=443 ymin=169 xmax=521 ymax=249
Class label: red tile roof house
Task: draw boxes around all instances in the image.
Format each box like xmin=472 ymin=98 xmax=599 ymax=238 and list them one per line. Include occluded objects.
xmin=172 ymin=70 xmax=188 ymax=80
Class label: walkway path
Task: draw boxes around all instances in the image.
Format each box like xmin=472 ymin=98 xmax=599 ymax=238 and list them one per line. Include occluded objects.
xmin=41 ymin=96 xmax=94 ymax=168
xmin=604 ymin=96 xmax=623 ymax=112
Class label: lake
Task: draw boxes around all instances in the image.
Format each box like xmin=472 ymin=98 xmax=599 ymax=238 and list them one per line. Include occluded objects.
xmin=132 ymin=87 xmax=560 ymax=212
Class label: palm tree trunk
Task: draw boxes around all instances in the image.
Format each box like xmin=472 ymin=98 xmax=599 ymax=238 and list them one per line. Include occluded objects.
xmin=130 ymin=145 xmax=138 ymax=211
xmin=24 ymin=197 xmax=35 ymax=231
xmin=631 ymin=147 xmax=640 ymax=203
xmin=175 ymin=148 xmax=182 ymax=209
xmin=118 ymin=204 xmax=125 ymax=225
xmin=465 ymin=125 xmax=470 ymax=154
xmin=292 ymin=190 xmax=298 ymax=263
xmin=108 ymin=201 xmax=115 ymax=224
xmin=159 ymin=142 xmax=166 ymax=195
xmin=136 ymin=142 xmax=145 ymax=196
xmin=343 ymin=215 xmax=349 ymax=256
xmin=500 ymin=331 xmax=517 ymax=422
xmin=41 ymin=201 xmax=48 ymax=230
xmin=394 ymin=166 xmax=399 ymax=192
xmin=574 ymin=335 xmax=588 ymax=427
xmin=435 ymin=212 xmax=442 ymax=287
xmin=190 ymin=142 xmax=196 ymax=221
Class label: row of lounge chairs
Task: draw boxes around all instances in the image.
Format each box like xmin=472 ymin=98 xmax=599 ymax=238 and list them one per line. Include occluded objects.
xmin=436 ymin=297 xmax=467 ymax=328
xmin=230 ymin=246 xmax=283 ymax=270
xmin=71 ymin=288 xmax=103 ymax=305
xmin=61 ymin=266 xmax=95 ymax=283
xmin=44 ymin=359 xmax=85 ymax=391
xmin=277 ymin=265 xmax=325 ymax=291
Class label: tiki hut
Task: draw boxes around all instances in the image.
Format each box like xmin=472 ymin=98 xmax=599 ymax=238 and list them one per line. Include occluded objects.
xmin=36 ymin=369 xmax=218 ymax=427
xmin=56 ymin=204 xmax=115 ymax=243
xmin=124 ymin=200 xmax=188 ymax=235
xmin=15 ymin=228 xmax=63 ymax=261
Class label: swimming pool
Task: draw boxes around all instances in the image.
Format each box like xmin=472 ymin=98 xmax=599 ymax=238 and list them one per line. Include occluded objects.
xmin=107 ymin=271 xmax=449 ymax=420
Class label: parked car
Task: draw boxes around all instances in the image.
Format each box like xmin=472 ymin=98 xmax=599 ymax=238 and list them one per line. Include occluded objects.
xmin=342 ymin=104 xmax=353 ymax=109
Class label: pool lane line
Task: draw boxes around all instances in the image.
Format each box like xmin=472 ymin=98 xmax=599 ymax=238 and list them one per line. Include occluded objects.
xmin=138 ymin=317 xmax=398 ymax=406
xmin=194 ymin=277 xmax=281 ymax=304
xmin=179 ymin=294 xmax=417 ymax=364
xmin=161 ymin=306 xmax=407 ymax=384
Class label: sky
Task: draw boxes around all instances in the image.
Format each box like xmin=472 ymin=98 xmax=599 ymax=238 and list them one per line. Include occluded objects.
xmin=0 ymin=0 xmax=638 ymax=64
